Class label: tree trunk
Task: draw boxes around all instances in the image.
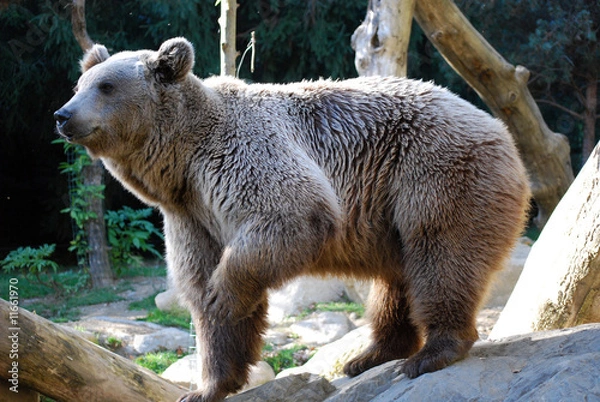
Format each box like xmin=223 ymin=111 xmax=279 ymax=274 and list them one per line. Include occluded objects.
xmin=582 ymin=76 xmax=598 ymax=163
xmin=0 ymin=299 xmax=187 ymax=401
xmin=70 ymin=0 xmax=113 ymax=287
xmin=413 ymin=0 xmax=574 ymax=228
xmin=82 ymin=160 xmax=113 ymax=288
xmin=219 ymin=0 xmax=238 ymax=76
xmin=489 ymin=141 xmax=600 ymax=340
xmin=351 ymin=0 xmax=416 ymax=77
xmin=71 ymin=0 xmax=93 ymax=51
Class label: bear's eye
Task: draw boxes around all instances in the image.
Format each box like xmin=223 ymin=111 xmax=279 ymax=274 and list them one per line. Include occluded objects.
xmin=98 ymin=82 xmax=114 ymax=94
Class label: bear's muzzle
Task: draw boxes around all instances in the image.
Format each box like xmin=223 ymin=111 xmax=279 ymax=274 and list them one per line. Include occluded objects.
xmin=54 ymin=108 xmax=77 ymax=141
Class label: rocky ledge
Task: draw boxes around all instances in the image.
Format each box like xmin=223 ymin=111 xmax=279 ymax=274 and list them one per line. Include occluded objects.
xmin=228 ymin=323 xmax=600 ymax=401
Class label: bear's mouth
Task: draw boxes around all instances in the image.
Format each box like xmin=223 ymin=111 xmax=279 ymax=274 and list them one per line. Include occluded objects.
xmin=55 ymin=124 xmax=96 ymax=143
xmin=56 ymin=126 xmax=74 ymax=142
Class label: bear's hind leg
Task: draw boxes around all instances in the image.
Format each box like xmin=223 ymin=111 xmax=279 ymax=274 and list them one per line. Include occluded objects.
xmin=401 ymin=241 xmax=484 ymax=379
xmin=344 ymin=277 xmax=423 ymax=377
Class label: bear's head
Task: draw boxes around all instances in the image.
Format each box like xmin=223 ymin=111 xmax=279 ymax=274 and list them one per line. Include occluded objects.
xmin=54 ymin=38 xmax=195 ymax=158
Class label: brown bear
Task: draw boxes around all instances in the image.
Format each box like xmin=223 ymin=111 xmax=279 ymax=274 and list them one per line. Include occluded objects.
xmin=55 ymin=38 xmax=531 ymax=402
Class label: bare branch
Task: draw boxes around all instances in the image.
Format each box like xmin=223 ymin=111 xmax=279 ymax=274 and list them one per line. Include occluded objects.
xmin=535 ymin=99 xmax=583 ymax=120
xmin=71 ymin=0 xmax=94 ymax=51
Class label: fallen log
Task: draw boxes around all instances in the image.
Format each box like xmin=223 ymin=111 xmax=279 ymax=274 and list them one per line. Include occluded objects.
xmin=0 ymin=298 xmax=187 ymax=402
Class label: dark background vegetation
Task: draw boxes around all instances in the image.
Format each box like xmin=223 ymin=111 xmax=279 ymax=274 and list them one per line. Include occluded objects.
xmin=0 ymin=0 xmax=598 ymax=262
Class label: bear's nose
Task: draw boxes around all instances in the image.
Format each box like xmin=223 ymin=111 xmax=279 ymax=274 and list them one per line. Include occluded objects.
xmin=54 ymin=109 xmax=72 ymax=127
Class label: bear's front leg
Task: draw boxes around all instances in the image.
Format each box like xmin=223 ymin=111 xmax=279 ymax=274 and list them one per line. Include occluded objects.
xmin=202 ymin=248 xmax=265 ymax=323
xmin=177 ymin=295 xmax=269 ymax=402
xmin=182 ymin=209 xmax=338 ymax=401
xmin=203 ymin=213 xmax=338 ymax=323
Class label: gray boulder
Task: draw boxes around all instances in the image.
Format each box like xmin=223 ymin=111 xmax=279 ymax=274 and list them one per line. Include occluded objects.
xmin=235 ymin=324 xmax=600 ymax=401
xmin=278 ymin=325 xmax=371 ymax=380
xmin=163 ymin=356 xmax=275 ymax=391
xmin=329 ymin=323 xmax=600 ymax=401
xmin=155 ymin=288 xmax=185 ymax=312
xmin=228 ymin=373 xmax=336 ymax=402
xmin=290 ymin=312 xmax=355 ymax=346
xmin=132 ymin=326 xmax=190 ymax=354
xmin=268 ymin=277 xmax=346 ymax=323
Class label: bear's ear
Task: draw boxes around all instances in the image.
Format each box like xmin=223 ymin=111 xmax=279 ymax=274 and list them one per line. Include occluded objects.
xmin=80 ymin=44 xmax=110 ymax=73
xmin=151 ymin=37 xmax=195 ymax=84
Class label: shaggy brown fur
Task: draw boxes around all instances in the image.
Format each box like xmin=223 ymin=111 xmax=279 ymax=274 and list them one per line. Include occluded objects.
xmin=55 ymin=38 xmax=531 ymax=402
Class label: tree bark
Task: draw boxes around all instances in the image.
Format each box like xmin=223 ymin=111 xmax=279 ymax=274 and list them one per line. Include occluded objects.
xmin=351 ymin=0 xmax=416 ymax=77
xmin=82 ymin=160 xmax=113 ymax=288
xmin=219 ymin=0 xmax=238 ymax=76
xmin=582 ymin=76 xmax=598 ymax=163
xmin=71 ymin=0 xmax=93 ymax=51
xmin=489 ymin=141 xmax=600 ymax=340
xmin=413 ymin=0 xmax=574 ymax=228
xmin=70 ymin=0 xmax=113 ymax=287
xmin=0 ymin=299 xmax=187 ymax=401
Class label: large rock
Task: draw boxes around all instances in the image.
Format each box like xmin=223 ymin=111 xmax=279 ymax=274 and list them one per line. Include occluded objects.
xmin=61 ymin=316 xmax=191 ymax=355
xmin=155 ymin=288 xmax=185 ymax=312
xmin=161 ymin=354 xmax=199 ymax=388
xmin=278 ymin=325 xmax=372 ymax=380
xmin=328 ymin=324 xmax=600 ymax=401
xmin=341 ymin=279 xmax=373 ymax=304
xmin=290 ymin=312 xmax=355 ymax=346
xmin=256 ymin=324 xmax=600 ymax=401
xmin=268 ymin=277 xmax=346 ymax=323
xmin=228 ymin=373 xmax=335 ymax=402
xmin=132 ymin=326 xmax=190 ymax=354
xmin=162 ymin=355 xmax=275 ymax=392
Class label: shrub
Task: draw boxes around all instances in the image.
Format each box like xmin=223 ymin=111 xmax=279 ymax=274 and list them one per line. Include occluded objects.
xmin=105 ymin=206 xmax=164 ymax=276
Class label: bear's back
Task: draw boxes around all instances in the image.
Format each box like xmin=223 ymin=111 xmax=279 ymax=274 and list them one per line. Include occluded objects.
xmin=200 ymin=76 xmax=526 ymax=248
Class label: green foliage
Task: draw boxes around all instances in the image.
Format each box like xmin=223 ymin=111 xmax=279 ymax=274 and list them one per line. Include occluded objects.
xmin=523 ymin=2 xmax=598 ymax=85
xmin=0 ymin=271 xmax=52 ymax=300
xmin=53 ymin=138 xmax=164 ymax=276
xmin=131 ymin=293 xmax=191 ymax=330
xmin=262 ymin=344 xmax=313 ymax=374
xmin=103 ymin=336 xmax=123 ymax=350
xmin=298 ymin=300 xmax=365 ymax=319
xmin=1 ymin=243 xmax=59 ymax=276
xmin=139 ymin=308 xmax=192 ymax=330
xmin=119 ymin=263 xmax=167 ymax=279
xmin=105 ymin=207 xmax=164 ymax=276
xmin=128 ymin=293 xmax=160 ymax=311
xmin=53 ymin=139 xmax=104 ymax=268
xmin=23 ymin=278 xmax=128 ymax=322
xmin=315 ymin=301 xmax=364 ymax=317
xmin=24 ymin=300 xmax=82 ymax=323
xmin=0 ymin=244 xmax=87 ymax=296
xmin=134 ymin=351 xmax=186 ymax=374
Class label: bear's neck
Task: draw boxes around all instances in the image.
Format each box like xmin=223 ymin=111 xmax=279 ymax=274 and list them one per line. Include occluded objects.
xmin=105 ymin=78 xmax=225 ymax=212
